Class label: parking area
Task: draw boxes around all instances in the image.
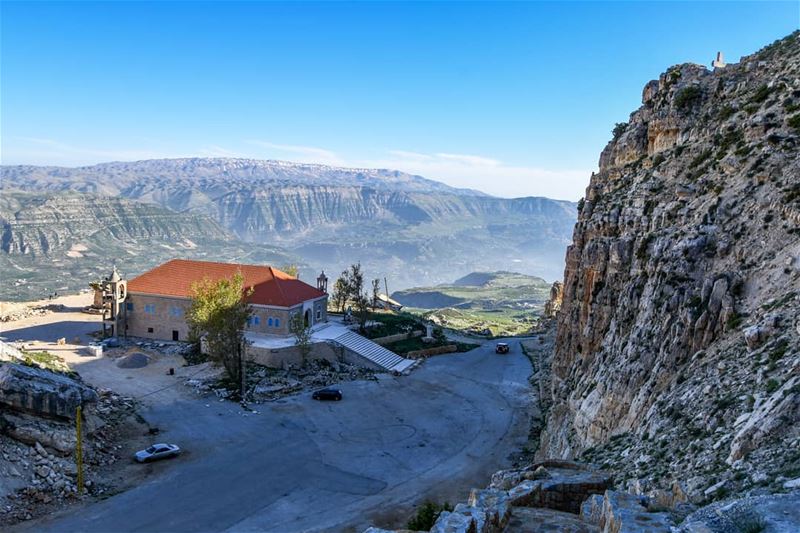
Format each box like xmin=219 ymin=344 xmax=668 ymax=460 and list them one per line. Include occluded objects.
xmin=2 ymin=298 xmax=535 ymax=532
xmin=17 ymin=343 xmax=533 ymax=532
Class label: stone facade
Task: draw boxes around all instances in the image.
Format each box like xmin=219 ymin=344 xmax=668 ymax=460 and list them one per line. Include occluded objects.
xmin=123 ymin=293 xmax=328 ymax=341
xmin=123 ymin=293 xmax=192 ymax=341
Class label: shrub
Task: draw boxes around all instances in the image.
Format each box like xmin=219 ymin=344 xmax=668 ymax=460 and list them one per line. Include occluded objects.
xmin=675 ymin=86 xmax=702 ymax=111
xmin=749 ymin=84 xmax=772 ymax=104
xmin=718 ymin=105 xmax=737 ymax=120
xmin=689 ymin=149 xmax=713 ymax=169
xmin=738 ymin=515 xmax=767 ymax=533
xmin=765 ymin=379 xmax=779 ymax=394
xmin=577 ymin=197 xmax=586 ymax=212
xmin=407 ymin=501 xmax=453 ymax=531
xmin=787 ymin=113 xmax=800 ymax=131
xmin=612 ymin=122 xmax=628 ymax=140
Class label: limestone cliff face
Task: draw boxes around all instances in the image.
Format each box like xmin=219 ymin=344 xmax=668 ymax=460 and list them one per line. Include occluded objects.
xmin=538 ymin=33 xmax=800 ymax=498
xmin=0 ymin=192 xmax=228 ymax=256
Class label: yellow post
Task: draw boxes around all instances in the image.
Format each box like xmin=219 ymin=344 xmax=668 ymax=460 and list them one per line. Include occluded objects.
xmin=76 ymin=405 xmax=84 ymax=496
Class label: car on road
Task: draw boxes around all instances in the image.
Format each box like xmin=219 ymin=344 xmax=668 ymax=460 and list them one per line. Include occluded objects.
xmin=312 ymin=388 xmax=343 ymax=401
xmin=495 ymin=342 xmax=510 ymax=354
xmin=134 ymin=443 xmax=181 ymax=463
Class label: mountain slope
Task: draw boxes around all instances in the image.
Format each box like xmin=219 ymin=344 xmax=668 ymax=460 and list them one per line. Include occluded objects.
xmin=2 ymin=158 xmax=577 ymax=289
xmin=538 ymin=32 xmax=800 ymax=500
xmin=0 ymin=191 xmax=297 ymax=300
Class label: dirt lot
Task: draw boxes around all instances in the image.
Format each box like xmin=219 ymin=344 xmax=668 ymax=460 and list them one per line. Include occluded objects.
xmin=0 ymin=294 xmax=221 ymax=526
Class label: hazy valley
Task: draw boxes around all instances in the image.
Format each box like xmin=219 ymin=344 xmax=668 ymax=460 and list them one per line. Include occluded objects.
xmin=1 ymin=159 xmax=576 ymax=300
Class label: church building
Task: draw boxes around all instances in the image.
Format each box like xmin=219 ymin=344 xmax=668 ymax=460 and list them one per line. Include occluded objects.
xmin=112 ymin=259 xmax=328 ymax=341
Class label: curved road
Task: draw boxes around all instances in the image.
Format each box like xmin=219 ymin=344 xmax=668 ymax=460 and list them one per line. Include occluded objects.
xmin=23 ymin=340 xmax=533 ymax=533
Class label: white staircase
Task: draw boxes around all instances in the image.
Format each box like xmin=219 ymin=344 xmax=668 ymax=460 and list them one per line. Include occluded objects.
xmin=333 ymin=331 xmax=416 ymax=373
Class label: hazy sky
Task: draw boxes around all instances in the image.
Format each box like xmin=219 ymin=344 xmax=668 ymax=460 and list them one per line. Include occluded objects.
xmin=2 ymin=1 xmax=797 ymax=200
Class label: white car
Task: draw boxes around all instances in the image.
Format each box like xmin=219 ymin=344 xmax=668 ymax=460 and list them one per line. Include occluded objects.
xmin=134 ymin=443 xmax=181 ymax=463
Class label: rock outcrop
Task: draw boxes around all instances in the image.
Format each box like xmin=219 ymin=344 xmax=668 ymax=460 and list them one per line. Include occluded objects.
xmin=0 ymin=363 xmax=98 ymax=420
xmin=538 ymin=32 xmax=800 ymax=501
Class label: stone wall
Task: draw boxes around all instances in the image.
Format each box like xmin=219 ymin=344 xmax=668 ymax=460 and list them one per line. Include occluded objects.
xmin=246 ymin=341 xmax=340 ymax=368
xmin=124 ymin=293 xmax=190 ymax=341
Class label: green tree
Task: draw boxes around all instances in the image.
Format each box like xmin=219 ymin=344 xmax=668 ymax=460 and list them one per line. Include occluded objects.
xmin=331 ymin=275 xmax=349 ymax=313
xmin=187 ymin=273 xmax=252 ymax=387
xmin=281 ymin=264 xmax=299 ymax=278
xmin=345 ymin=262 xmax=365 ymax=302
xmin=290 ymin=311 xmax=313 ymax=366
xmin=354 ymin=291 xmax=371 ymax=333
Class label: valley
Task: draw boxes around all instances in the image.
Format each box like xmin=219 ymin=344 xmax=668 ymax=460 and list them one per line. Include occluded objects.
xmin=1 ymin=159 xmax=577 ymax=300
xmin=393 ymin=271 xmax=553 ymax=336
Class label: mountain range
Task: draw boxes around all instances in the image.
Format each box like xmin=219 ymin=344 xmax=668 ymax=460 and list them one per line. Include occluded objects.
xmin=1 ymin=158 xmax=578 ymax=300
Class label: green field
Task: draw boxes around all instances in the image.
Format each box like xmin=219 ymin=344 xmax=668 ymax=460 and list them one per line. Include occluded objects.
xmin=392 ymin=271 xmax=552 ymax=336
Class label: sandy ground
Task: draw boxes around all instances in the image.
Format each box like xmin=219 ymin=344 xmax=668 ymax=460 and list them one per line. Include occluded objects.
xmin=0 ymin=293 xmax=218 ymax=406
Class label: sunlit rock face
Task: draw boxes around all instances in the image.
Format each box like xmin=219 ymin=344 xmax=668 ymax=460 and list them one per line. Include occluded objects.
xmin=538 ymin=32 xmax=800 ymax=498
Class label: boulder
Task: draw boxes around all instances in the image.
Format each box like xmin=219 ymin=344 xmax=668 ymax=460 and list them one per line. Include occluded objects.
xmin=599 ymin=490 xmax=673 ymax=532
xmin=0 ymin=363 xmax=97 ymax=419
xmin=467 ymin=488 xmax=511 ymax=531
xmin=430 ymin=510 xmax=476 ymax=533
xmin=1 ymin=412 xmax=77 ymax=455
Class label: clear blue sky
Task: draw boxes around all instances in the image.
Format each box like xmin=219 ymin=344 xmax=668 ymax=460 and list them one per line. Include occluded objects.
xmin=2 ymin=1 xmax=797 ymax=199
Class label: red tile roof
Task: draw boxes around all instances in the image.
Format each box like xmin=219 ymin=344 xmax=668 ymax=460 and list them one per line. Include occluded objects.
xmin=128 ymin=259 xmax=325 ymax=307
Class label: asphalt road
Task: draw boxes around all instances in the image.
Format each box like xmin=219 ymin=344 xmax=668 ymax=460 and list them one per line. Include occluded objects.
xmin=21 ymin=340 xmax=534 ymax=533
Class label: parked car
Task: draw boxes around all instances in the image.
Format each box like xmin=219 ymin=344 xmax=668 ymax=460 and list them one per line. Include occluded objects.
xmin=134 ymin=443 xmax=181 ymax=463
xmin=312 ymin=388 xmax=343 ymax=401
xmin=495 ymin=342 xmax=510 ymax=354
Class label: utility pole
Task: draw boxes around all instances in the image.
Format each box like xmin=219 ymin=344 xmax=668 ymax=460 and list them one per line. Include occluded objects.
xmin=384 ymin=277 xmax=389 ymax=299
xmin=75 ymin=406 xmax=84 ymax=496
xmin=238 ymin=341 xmax=246 ymax=405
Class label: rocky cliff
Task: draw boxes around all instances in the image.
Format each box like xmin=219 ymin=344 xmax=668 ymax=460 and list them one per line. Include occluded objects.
xmin=0 ymin=191 xmax=229 ymax=256
xmin=538 ymin=32 xmax=800 ymax=501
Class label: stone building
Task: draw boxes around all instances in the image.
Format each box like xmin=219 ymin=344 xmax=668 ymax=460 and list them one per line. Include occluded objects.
xmin=118 ymin=259 xmax=328 ymax=341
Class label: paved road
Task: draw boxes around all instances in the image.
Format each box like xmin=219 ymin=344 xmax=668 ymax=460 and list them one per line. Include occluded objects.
xmin=21 ymin=340 xmax=533 ymax=533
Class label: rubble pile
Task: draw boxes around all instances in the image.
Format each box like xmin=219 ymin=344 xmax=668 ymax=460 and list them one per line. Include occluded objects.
xmin=0 ymin=386 xmax=141 ymax=526
xmin=184 ymin=359 xmax=377 ymax=402
xmin=0 ymin=303 xmax=64 ymax=323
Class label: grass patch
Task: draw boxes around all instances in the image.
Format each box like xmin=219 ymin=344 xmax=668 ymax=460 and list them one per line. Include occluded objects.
xmin=407 ymin=501 xmax=453 ymax=531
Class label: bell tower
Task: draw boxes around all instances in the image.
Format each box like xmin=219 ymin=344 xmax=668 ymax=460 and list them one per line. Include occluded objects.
xmin=102 ymin=265 xmax=127 ymax=338
xmin=316 ymin=270 xmax=328 ymax=293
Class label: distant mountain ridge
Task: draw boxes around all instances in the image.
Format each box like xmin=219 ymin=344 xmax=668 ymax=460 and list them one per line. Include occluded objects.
xmin=1 ymin=157 xmax=578 ymax=297
xmin=1 ymin=157 xmax=488 ymax=198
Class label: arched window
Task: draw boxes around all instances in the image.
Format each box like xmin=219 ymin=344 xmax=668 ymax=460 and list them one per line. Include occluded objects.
xmin=268 ymin=317 xmax=273 ymax=327
xmin=275 ymin=318 xmax=280 ymax=328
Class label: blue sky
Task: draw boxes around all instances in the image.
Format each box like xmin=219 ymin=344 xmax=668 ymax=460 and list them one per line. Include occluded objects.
xmin=2 ymin=1 xmax=797 ymax=200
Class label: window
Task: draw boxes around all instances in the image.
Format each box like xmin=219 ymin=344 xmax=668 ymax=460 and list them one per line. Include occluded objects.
xmin=170 ymin=306 xmax=182 ymax=317
xmin=275 ymin=318 xmax=280 ymax=328
xmin=247 ymin=316 xmax=261 ymax=326
xmin=144 ymin=304 xmax=156 ymax=314
xmin=126 ymin=302 xmax=134 ymax=311
xmin=316 ymin=310 xmax=321 ymax=320
xmin=268 ymin=317 xmax=273 ymax=327
xmin=147 ymin=327 xmax=154 ymax=333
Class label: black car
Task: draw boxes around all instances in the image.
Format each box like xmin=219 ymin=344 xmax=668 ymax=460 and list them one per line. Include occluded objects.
xmin=495 ymin=342 xmax=510 ymax=354
xmin=312 ymin=388 xmax=343 ymax=401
